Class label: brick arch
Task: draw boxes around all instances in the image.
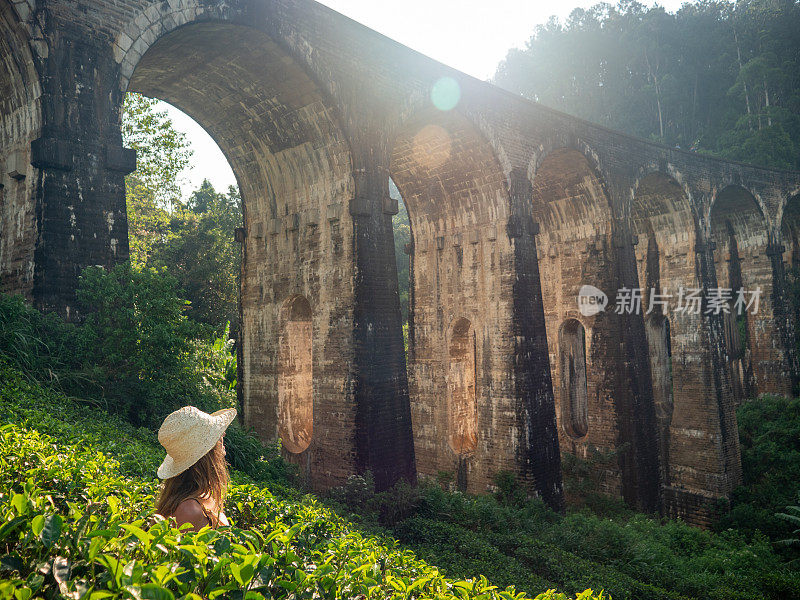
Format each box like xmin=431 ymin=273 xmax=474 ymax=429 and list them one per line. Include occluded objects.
xmin=630 ymin=173 xmax=698 ymax=304
xmin=779 ymin=191 xmax=800 ymax=268
xmin=389 ymin=109 xmax=517 ymax=495
xmin=0 ymin=0 xmax=42 ymax=300
xmin=124 ymin=19 xmax=356 ymax=488
xmin=710 ymin=185 xmax=789 ymax=398
xmin=629 ymin=173 xmax=738 ymax=506
xmin=532 ymin=148 xmax=660 ymax=512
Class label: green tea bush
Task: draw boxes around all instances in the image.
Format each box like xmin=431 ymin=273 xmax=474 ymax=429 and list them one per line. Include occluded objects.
xmin=0 ymin=400 xmax=601 ymax=600
xmin=390 ymin=482 xmax=800 ymax=600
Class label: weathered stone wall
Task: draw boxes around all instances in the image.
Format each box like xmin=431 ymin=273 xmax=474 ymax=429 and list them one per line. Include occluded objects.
xmin=0 ymin=1 xmax=41 ymax=300
xmin=391 ymin=111 xmax=520 ymax=496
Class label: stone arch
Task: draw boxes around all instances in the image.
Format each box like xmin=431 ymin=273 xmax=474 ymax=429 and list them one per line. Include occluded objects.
xmin=630 ymin=173 xmax=696 ymax=485
xmin=709 ymin=185 xmax=787 ymax=398
xmin=389 ymin=108 xmax=513 ymax=494
xmin=124 ymin=19 xmax=355 ymax=488
xmin=531 ymin=147 xmax=616 ymax=456
xmin=0 ymin=0 xmax=42 ymax=299
xmin=780 ymin=192 xmax=800 ymax=270
xmin=532 ymin=148 xmax=660 ymax=512
xmin=278 ymin=295 xmax=314 ymax=454
xmin=447 ymin=317 xmax=478 ymax=456
xmin=558 ymin=318 xmax=589 ymax=440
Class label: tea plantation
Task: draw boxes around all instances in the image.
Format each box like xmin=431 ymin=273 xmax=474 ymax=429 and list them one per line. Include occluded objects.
xmin=1 ymin=277 xmax=799 ymax=599
xmin=0 ymin=364 xmax=602 ymax=600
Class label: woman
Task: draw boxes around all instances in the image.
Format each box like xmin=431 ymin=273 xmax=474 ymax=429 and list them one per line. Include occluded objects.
xmin=155 ymin=405 xmax=237 ymax=531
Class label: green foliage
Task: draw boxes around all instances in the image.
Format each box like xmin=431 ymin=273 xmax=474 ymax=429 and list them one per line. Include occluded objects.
xmin=0 ymin=388 xmax=599 ymax=600
xmin=74 ymin=262 xmax=217 ymax=426
xmin=4 ymin=258 xmax=237 ymax=429
xmin=716 ymin=395 xmax=800 ymax=549
xmin=776 ymin=501 xmax=800 ymax=549
xmin=194 ymin=321 xmax=238 ymax=394
xmin=147 ymin=181 xmax=243 ymax=335
xmin=324 ymin=467 xmax=799 ymax=599
xmin=495 ymin=0 xmax=800 ymax=170
xmin=123 ymin=94 xmax=242 ymax=335
xmin=122 ymin=93 xmax=193 ymax=211
xmin=391 ymin=179 xmax=410 ymax=325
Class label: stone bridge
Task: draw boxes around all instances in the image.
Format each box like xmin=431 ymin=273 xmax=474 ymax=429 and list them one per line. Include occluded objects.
xmin=3 ymin=0 xmax=800 ymax=525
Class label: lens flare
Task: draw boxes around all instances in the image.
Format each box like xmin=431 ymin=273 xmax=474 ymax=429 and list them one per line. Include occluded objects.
xmin=411 ymin=124 xmax=452 ymax=171
xmin=431 ymin=76 xmax=461 ymax=111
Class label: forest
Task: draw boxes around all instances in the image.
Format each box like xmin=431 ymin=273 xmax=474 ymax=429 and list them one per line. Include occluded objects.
xmin=494 ymin=0 xmax=800 ymax=170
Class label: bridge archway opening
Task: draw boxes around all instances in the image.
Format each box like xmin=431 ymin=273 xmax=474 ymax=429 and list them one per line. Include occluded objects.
xmin=709 ymin=186 xmax=767 ymax=402
xmin=389 ymin=110 xmax=511 ymax=492
xmin=0 ymin=3 xmax=41 ymax=299
xmin=278 ymin=295 xmax=314 ymax=454
xmin=125 ymin=21 xmax=353 ymax=453
xmin=389 ymin=178 xmax=412 ymax=347
xmin=531 ymin=149 xmax=616 ymax=450
xmin=558 ymin=319 xmax=589 ymax=440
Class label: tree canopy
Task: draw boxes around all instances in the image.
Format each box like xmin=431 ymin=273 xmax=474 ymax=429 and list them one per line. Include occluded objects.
xmin=494 ymin=0 xmax=800 ymax=170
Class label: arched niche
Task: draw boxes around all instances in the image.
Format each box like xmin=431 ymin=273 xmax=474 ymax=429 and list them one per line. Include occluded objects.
xmin=0 ymin=2 xmax=41 ymax=299
xmin=278 ymin=295 xmax=313 ymax=454
xmin=447 ymin=317 xmax=478 ymax=455
xmin=558 ymin=319 xmax=588 ymax=439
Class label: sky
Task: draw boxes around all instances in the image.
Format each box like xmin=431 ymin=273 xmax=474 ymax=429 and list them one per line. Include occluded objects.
xmin=159 ymin=0 xmax=687 ymax=197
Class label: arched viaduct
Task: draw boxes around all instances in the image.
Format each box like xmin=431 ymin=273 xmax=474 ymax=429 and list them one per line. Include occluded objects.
xmin=2 ymin=0 xmax=800 ymax=526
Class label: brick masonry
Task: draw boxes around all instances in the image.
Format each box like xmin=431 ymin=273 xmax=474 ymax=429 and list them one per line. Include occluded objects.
xmin=3 ymin=0 xmax=800 ymax=521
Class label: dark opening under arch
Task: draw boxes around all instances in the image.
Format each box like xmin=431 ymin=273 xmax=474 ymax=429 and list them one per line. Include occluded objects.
xmin=559 ymin=319 xmax=588 ymax=439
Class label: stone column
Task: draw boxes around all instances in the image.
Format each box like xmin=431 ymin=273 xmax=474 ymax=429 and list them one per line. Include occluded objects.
xmin=766 ymin=240 xmax=799 ymax=395
xmin=349 ymin=145 xmax=417 ymax=491
xmin=508 ymin=167 xmax=564 ymax=511
xmin=612 ymin=228 xmax=662 ymax=514
xmin=30 ymin=33 xmax=134 ymax=321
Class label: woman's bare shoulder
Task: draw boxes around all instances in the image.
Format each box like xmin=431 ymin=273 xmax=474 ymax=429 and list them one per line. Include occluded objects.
xmin=172 ymin=498 xmax=212 ymax=530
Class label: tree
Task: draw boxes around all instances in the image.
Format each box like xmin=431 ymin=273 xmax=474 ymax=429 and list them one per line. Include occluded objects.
xmin=149 ymin=180 xmax=243 ymax=335
xmin=122 ymin=93 xmax=194 ymax=266
xmin=494 ymin=0 xmax=800 ymax=170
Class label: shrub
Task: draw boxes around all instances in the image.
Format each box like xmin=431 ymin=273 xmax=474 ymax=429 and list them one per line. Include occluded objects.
xmin=0 ymin=409 xmax=602 ymax=600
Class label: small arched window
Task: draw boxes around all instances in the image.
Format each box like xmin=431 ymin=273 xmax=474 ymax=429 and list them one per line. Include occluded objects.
xmin=277 ymin=295 xmax=313 ymax=453
xmin=447 ymin=318 xmax=477 ymax=455
xmin=559 ymin=319 xmax=588 ymax=439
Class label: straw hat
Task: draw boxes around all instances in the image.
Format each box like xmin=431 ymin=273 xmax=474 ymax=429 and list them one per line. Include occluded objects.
xmin=157 ymin=406 xmax=237 ymax=479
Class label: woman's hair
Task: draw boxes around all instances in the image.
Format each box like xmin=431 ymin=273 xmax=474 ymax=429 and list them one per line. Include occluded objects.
xmin=156 ymin=437 xmax=229 ymax=521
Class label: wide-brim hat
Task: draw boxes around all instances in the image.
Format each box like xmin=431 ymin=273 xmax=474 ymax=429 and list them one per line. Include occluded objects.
xmin=157 ymin=406 xmax=237 ymax=479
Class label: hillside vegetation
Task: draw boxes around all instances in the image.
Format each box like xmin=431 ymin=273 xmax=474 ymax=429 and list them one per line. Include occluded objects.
xmin=2 ymin=273 xmax=800 ymax=599
xmin=495 ymin=0 xmax=800 ymax=171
